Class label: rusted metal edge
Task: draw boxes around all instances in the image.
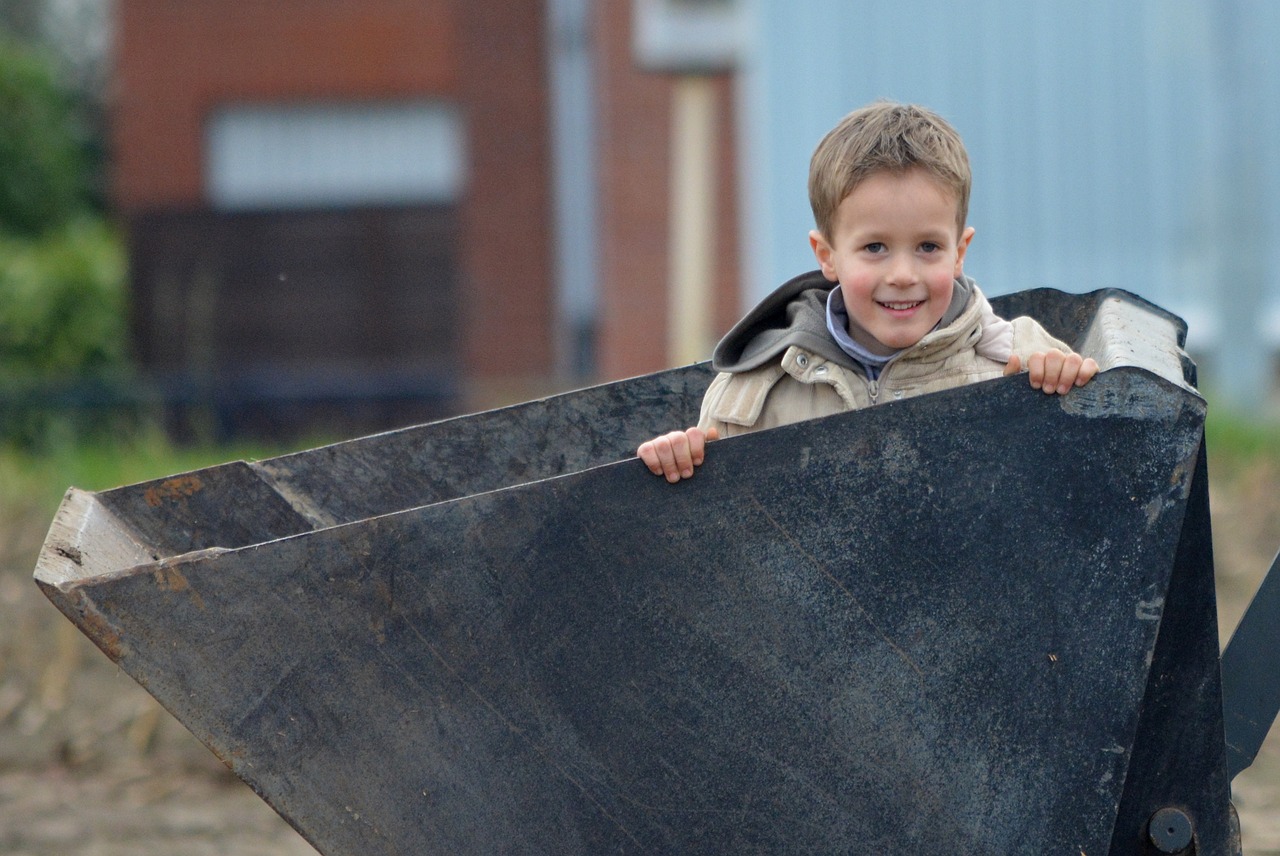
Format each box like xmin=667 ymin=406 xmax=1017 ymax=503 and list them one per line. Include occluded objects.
xmin=34 ymin=487 xmax=158 ymax=588
xmin=33 ymin=487 xmax=241 ymax=661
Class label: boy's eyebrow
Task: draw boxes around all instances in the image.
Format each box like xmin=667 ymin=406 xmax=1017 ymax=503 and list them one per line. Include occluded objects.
xmin=915 ymin=226 xmax=952 ymax=239
xmin=847 ymin=226 xmax=955 ymax=242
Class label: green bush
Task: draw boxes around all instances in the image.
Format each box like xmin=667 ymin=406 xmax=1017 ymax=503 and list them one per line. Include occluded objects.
xmin=1205 ymin=402 xmax=1280 ymax=478
xmin=0 ymin=218 xmax=127 ymax=376
xmin=0 ymin=35 xmax=133 ymax=449
xmin=0 ymin=219 xmax=137 ymax=448
xmin=0 ymin=36 xmax=95 ymax=236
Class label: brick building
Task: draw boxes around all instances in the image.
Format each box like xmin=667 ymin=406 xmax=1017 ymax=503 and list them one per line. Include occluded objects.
xmin=112 ymin=0 xmax=741 ymax=438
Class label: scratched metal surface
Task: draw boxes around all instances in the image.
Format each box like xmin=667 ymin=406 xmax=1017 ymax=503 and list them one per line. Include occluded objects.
xmin=1112 ymin=433 xmax=1234 ymax=855
xmin=34 ymin=289 xmax=1237 ymax=853
xmin=38 ymin=361 xmax=1231 ymax=854
xmin=88 ymin=363 xmax=715 ymax=553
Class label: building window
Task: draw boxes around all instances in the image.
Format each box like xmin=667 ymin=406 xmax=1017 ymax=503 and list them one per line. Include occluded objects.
xmin=206 ymin=101 xmax=465 ymax=210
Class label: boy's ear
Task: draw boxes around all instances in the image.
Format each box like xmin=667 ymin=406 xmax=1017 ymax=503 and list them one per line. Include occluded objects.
xmin=809 ymin=230 xmax=839 ymax=281
xmin=953 ymin=226 xmax=976 ymax=277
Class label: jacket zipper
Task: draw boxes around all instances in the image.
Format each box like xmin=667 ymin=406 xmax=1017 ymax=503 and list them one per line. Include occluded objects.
xmin=867 ymin=355 xmax=902 ymax=406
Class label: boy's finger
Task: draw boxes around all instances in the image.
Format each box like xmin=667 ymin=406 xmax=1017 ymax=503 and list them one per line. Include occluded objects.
xmin=1040 ymin=350 xmax=1065 ymax=394
xmin=1003 ymin=354 xmax=1022 ymax=377
xmin=687 ymin=429 xmax=707 ymax=466
xmin=655 ymin=436 xmax=677 ymax=479
xmin=636 ymin=440 xmax=662 ymax=475
xmin=657 ymin=432 xmax=698 ymax=482
xmin=673 ymin=435 xmax=697 ymax=479
xmin=1027 ymin=352 xmax=1045 ymax=389
xmin=651 ymin=436 xmax=681 ymax=482
xmin=1056 ymin=353 xmax=1081 ymax=394
xmin=1076 ymin=357 xmax=1100 ymax=386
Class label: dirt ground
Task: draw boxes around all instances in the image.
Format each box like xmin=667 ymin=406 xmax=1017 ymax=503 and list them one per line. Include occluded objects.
xmin=1 ymin=452 xmax=1278 ymax=854
xmin=0 ymin=474 xmax=312 ymax=855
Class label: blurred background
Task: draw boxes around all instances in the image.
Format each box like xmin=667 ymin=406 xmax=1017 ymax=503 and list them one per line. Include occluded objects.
xmin=1 ymin=0 xmax=1279 ymax=853
xmin=3 ymin=0 xmax=1280 ymax=444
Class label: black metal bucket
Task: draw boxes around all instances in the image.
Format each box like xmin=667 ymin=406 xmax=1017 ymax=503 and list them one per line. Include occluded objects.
xmin=34 ymin=289 xmax=1245 ymax=854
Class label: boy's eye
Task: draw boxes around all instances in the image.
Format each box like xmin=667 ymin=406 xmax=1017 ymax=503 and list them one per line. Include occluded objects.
xmin=865 ymin=242 xmax=886 ymax=253
xmin=919 ymin=242 xmax=941 ymax=253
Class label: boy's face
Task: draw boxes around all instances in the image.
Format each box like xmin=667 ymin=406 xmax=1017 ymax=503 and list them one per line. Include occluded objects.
xmin=809 ymin=167 xmax=974 ymax=356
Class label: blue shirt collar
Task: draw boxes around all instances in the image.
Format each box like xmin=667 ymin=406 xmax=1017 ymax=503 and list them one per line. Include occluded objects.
xmin=825 ymin=286 xmax=899 ymax=376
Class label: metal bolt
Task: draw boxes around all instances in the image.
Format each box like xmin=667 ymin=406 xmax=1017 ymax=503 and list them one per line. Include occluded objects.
xmin=1148 ymin=806 xmax=1193 ymax=853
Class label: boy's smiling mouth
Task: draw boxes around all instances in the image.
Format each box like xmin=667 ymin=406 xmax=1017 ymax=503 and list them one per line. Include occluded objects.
xmin=878 ymin=300 xmax=925 ymax=312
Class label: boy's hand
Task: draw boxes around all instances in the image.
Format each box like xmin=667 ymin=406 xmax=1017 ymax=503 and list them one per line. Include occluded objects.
xmin=637 ymin=427 xmax=720 ymax=483
xmin=1004 ymin=350 xmax=1099 ymax=394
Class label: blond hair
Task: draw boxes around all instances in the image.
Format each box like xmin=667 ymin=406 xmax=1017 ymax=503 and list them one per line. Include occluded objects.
xmin=808 ymin=101 xmax=971 ymax=240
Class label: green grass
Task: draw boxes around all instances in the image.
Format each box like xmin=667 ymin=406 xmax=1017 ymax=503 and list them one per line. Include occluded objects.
xmin=1204 ymin=402 xmax=1280 ymax=477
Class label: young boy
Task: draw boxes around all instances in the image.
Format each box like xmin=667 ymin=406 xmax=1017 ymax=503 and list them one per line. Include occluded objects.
xmin=639 ymin=101 xmax=1098 ymax=483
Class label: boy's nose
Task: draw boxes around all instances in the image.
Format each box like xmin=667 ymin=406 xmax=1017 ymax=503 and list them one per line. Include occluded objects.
xmin=886 ymin=254 xmax=918 ymax=286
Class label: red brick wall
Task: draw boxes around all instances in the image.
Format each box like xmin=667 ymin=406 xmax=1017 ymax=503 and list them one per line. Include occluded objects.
xmin=594 ymin=2 xmax=672 ymax=381
xmin=711 ymin=80 xmax=743 ymax=350
xmin=456 ymin=1 xmax=554 ymax=388
xmin=113 ymin=0 xmax=459 ymax=210
xmin=593 ymin=3 xmax=741 ymax=381
xmin=113 ymin=0 xmax=555 ymax=389
xmin=112 ymin=0 xmax=743 ymax=396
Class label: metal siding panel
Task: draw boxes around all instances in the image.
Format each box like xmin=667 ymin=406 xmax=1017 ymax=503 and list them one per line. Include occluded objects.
xmin=740 ymin=0 xmax=842 ymax=302
xmin=744 ymin=0 xmax=1280 ymax=400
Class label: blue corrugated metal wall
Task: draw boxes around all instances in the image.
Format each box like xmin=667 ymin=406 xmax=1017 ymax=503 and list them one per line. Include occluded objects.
xmin=739 ymin=0 xmax=1280 ymax=405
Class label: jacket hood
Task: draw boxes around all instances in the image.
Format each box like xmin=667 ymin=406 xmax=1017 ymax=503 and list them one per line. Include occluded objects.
xmin=711 ymin=270 xmax=976 ymax=373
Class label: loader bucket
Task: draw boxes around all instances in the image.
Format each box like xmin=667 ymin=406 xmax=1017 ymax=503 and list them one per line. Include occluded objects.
xmin=35 ymin=289 xmax=1235 ymax=854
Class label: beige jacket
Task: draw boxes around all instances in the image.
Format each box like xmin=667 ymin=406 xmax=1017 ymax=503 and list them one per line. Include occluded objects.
xmin=698 ymin=275 xmax=1071 ymax=437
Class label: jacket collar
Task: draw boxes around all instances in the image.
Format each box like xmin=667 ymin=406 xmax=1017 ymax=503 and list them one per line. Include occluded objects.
xmin=712 ymin=270 xmax=979 ymax=374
